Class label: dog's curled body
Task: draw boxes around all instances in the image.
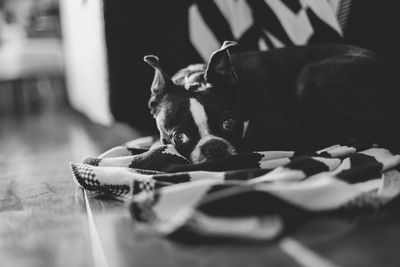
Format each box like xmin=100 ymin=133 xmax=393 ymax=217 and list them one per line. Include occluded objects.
xmin=145 ymin=42 xmax=400 ymax=162
xmin=228 ymin=44 xmax=400 ymax=153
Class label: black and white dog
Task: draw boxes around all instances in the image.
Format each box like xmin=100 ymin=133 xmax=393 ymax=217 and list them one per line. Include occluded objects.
xmin=144 ymin=41 xmax=400 ymax=163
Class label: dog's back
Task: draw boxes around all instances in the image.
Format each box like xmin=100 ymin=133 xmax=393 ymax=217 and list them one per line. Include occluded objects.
xmin=230 ymin=44 xmax=400 ymax=152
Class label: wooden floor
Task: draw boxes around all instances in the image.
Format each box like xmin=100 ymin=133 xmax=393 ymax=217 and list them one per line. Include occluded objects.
xmin=2 ymin=107 xmax=400 ymax=267
xmin=0 ymin=106 xmax=142 ymax=267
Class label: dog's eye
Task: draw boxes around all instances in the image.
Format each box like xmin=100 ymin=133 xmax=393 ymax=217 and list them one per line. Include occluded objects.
xmin=172 ymin=131 xmax=189 ymax=145
xmin=222 ymin=118 xmax=235 ymax=131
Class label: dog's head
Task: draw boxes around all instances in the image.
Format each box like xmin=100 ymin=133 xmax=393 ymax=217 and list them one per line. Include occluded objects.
xmin=144 ymin=41 xmax=246 ymax=163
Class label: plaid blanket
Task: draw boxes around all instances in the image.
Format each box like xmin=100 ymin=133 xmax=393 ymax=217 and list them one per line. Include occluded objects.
xmin=70 ymin=136 xmax=400 ymax=242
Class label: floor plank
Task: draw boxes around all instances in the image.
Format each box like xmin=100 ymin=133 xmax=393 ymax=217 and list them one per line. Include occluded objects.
xmin=294 ymin=210 xmax=400 ymax=267
xmin=0 ymin=108 xmax=142 ymax=267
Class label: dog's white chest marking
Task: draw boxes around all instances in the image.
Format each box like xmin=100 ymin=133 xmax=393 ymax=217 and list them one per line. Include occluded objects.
xmin=189 ymin=98 xmax=210 ymax=137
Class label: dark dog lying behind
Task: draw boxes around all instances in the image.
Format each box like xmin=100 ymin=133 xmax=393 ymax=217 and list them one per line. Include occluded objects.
xmin=144 ymin=41 xmax=400 ymax=163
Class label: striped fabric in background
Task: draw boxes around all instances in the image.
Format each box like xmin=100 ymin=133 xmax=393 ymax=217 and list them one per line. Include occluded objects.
xmin=189 ymin=0 xmax=351 ymax=61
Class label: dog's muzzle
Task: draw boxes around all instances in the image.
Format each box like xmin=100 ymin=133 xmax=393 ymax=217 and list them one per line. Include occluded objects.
xmin=190 ymin=135 xmax=236 ymax=163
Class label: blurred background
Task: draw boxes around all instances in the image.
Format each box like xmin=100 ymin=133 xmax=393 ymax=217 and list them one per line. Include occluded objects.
xmin=0 ymin=0 xmax=64 ymax=118
xmin=1 ymin=0 xmax=399 ymax=135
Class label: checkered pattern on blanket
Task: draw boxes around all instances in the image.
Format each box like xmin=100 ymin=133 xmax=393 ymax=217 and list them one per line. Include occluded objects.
xmin=70 ymin=136 xmax=400 ymax=242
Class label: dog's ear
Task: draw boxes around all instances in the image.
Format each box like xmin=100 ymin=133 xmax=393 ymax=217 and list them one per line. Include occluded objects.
xmin=204 ymin=41 xmax=238 ymax=84
xmin=144 ymin=55 xmax=176 ymax=116
xmin=144 ymin=55 xmax=175 ymax=96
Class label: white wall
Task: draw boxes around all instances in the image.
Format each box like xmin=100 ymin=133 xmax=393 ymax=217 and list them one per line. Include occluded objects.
xmin=59 ymin=0 xmax=113 ymax=125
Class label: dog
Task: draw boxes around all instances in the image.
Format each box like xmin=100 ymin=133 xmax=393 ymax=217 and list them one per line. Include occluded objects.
xmin=144 ymin=41 xmax=400 ymax=163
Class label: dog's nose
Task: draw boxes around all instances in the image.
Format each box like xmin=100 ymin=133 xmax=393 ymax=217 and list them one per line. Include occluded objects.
xmin=201 ymin=140 xmax=230 ymax=159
